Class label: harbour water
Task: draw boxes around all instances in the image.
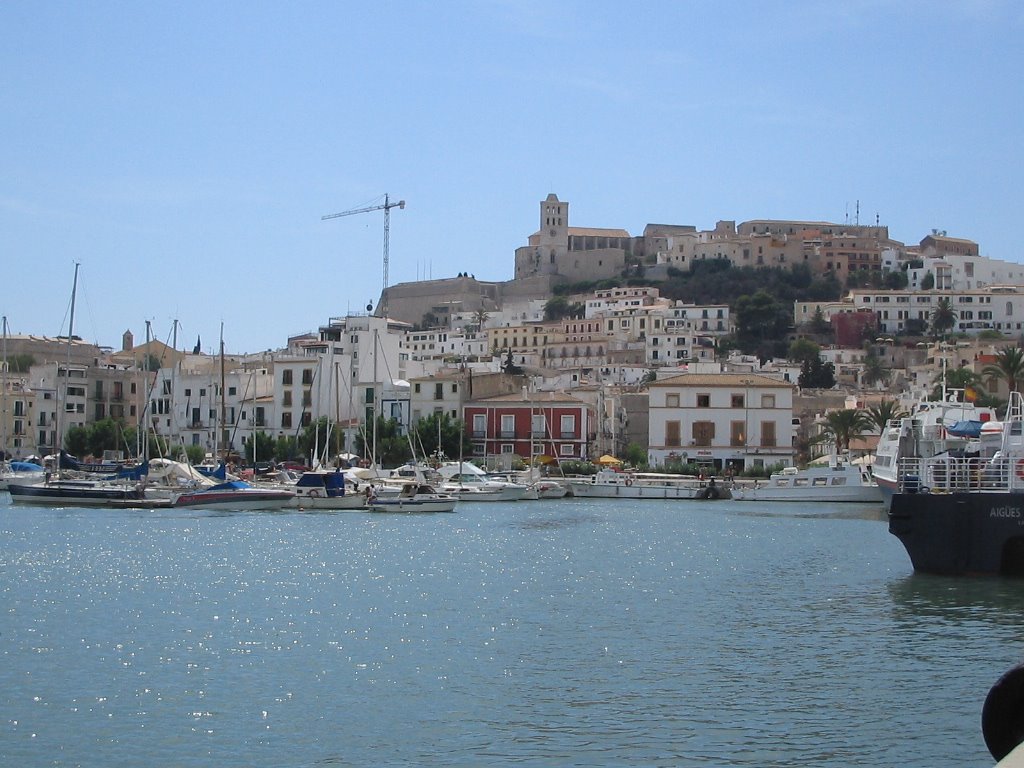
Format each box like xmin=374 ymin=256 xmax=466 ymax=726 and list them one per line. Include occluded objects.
xmin=1 ymin=497 xmax=1022 ymax=767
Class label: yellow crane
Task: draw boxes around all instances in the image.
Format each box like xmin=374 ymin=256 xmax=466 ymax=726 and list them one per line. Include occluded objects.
xmin=322 ymin=194 xmax=405 ymax=314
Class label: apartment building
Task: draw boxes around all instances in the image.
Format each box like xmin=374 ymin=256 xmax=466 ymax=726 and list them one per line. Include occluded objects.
xmin=648 ymin=372 xmax=795 ymax=472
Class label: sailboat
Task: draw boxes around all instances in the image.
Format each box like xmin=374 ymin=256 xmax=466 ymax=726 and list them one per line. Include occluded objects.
xmin=0 ymin=316 xmax=45 ymax=492
xmin=7 ymin=265 xmax=170 ymax=507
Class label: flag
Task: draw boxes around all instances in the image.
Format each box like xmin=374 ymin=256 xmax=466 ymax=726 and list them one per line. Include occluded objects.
xmin=965 ymin=386 xmax=977 ymax=402
xmin=193 ymin=335 xmax=201 ymax=354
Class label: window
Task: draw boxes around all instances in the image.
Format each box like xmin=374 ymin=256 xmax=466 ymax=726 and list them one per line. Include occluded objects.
xmin=697 ymin=394 xmax=711 ymax=408
xmin=473 ymin=413 xmax=486 ymax=438
xmin=693 ymin=421 xmax=715 ymax=446
xmin=281 ymin=412 xmax=292 ymax=428
xmin=666 ymin=393 xmax=680 ymax=408
xmin=500 ymin=414 xmax=515 ymax=439
xmin=302 ymin=369 xmax=313 ymax=385
xmin=761 ymin=421 xmax=776 ymax=447
xmin=761 ymin=394 xmax=776 ymax=408
xmin=365 ymin=387 xmax=374 ymax=404
xmin=560 ymin=414 xmax=576 ymax=439
xmin=731 ymin=420 xmax=745 ymax=446
xmin=665 ymin=420 xmax=681 ymax=447
xmin=532 ymin=414 xmax=546 ymax=437
xmin=282 ymin=369 xmax=293 ymax=386
xmin=282 ymin=391 xmax=292 ymax=407
xmin=731 ymin=394 xmax=745 ymax=408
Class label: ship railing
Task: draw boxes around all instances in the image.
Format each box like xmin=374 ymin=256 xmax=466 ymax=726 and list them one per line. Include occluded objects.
xmin=895 ymin=455 xmax=1024 ymax=494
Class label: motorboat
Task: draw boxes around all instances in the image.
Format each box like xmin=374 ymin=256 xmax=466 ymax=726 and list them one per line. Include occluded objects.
xmin=567 ymin=468 xmax=718 ymax=499
xmin=730 ymin=456 xmax=882 ymax=503
xmin=436 ymin=462 xmax=530 ymax=501
xmin=289 ymin=470 xmax=367 ymax=510
xmin=366 ymin=482 xmax=457 ymax=513
xmin=0 ymin=460 xmax=45 ymax=492
xmin=145 ymin=458 xmax=295 ymax=510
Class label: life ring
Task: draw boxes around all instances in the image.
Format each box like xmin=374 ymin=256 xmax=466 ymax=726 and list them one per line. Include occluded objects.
xmin=308 ymin=489 xmax=321 ymax=498
xmin=1015 ymin=460 xmax=1024 ymax=480
xmin=625 ymin=477 xmax=634 ymax=486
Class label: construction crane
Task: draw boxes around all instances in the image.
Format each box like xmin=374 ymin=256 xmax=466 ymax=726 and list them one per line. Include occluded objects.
xmin=322 ymin=194 xmax=405 ymax=315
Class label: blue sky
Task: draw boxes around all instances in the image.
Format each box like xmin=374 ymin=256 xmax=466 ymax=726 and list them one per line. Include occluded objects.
xmin=2 ymin=1 xmax=1022 ymax=353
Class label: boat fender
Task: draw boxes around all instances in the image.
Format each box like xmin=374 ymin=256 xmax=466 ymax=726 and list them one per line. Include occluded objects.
xmin=1015 ymin=459 xmax=1024 ymax=480
xmin=308 ymin=489 xmax=320 ymax=498
xmin=983 ymin=662 xmax=1024 ymax=761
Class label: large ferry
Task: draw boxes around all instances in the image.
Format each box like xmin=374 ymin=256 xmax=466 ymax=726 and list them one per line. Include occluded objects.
xmin=887 ymin=391 xmax=1024 ymax=576
xmin=873 ymin=392 xmax=995 ymax=508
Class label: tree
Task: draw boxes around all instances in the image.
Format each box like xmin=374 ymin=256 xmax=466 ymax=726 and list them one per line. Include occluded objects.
xmin=861 ymin=351 xmax=888 ymax=387
xmin=983 ymin=346 xmax=1024 ymax=394
xmin=819 ymin=408 xmax=873 ymax=453
xmin=798 ymin=357 xmax=836 ymax=389
xmin=921 ymin=272 xmax=935 ymax=290
xmin=865 ymin=399 xmax=907 ymax=433
xmin=930 ymin=366 xmax=982 ymax=401
xmin=502 ymin=348 xmax=523 ymax=375
xmin=787 ymin=338 xmax=821 ymax=365
xmin=734 ymin=290 xmax=791 ymax=358
xmin=244 ymin=430 xmax=277 ymax=464
xmin=809 ymin=307 xmax=831 ymax=336
xmin=412 ymin=412 xmax=472 ymax=463
xmin=544 ymin=296 xmax=571 ymax=321
xmin=355 ymin=417 xmax=412 ymax=468
xmin=930 ymin=298 xmax=957 ymax=338
xmin=1 ymin=353 xmax=35 ymax=373
xmin=298 ymin=417 xmax=344 ymax=465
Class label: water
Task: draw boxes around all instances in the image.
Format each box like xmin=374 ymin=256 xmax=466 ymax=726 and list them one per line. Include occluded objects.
xmin=1 ymin=497 xmax=1022 ymax=767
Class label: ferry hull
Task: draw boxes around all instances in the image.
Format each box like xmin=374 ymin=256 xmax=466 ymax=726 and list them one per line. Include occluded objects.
xmin=888 ymin=492 xmax=1024 ymax=576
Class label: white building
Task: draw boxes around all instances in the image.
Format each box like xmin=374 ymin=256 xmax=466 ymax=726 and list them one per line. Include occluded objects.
xmin=848 ymin=286 xmax=1024 ymax=336
xmin=648 ymin=372 xmax=795 ymax=472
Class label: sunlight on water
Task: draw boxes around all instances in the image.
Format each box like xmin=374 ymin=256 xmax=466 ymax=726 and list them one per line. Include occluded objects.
xmin=0 ymin=498 xmax=1020 ymax=766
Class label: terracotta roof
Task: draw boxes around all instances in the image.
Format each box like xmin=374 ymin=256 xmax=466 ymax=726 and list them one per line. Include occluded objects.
xmin=470 ymin=390 xmax=589 ymax=405
xmin=650 ymin=373 xmax=794 ymax=388
xmin=568 ymin=227 xmax=631 ymax=238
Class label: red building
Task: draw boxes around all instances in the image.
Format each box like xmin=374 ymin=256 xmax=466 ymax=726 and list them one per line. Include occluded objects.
xmin=831 ymin=310 xmax=877 ymax=347
xmin=464 ymin=391 xmax=594 ymax=462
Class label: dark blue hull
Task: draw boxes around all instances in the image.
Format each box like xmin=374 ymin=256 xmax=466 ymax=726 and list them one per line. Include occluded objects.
xmin=888 ymin=492 xmax=1024 ymax=576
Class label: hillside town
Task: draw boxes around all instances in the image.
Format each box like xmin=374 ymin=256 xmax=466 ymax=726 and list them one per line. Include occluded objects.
xmin=3 ymin=192 xmax=1022 ymax=472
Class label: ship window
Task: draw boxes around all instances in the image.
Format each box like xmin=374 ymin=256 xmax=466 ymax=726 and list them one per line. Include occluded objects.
xmin=831 ymin=477 xmax=847 ymax=485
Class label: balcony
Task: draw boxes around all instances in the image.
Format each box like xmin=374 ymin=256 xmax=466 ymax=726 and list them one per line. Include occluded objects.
xmin=499 ymin=430 xmax=517 ymax=439
xmin=531 ymin=430 xmax=547 ymax=438
xmin=189 ymin=422 xmax=205 ymax=430
xmin=560 ymin=431 xmax=577 ymax=440
xmin=472 ymin=430 xmax=486 ymax=439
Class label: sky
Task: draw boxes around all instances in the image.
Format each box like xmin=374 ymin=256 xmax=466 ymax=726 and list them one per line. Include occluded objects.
xmin=2 ymin=1 xmax=1022 ymax=354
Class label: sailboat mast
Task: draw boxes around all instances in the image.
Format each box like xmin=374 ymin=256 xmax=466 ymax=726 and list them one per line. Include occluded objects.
xmin=1 ymin=316 xmax=8 ymax=459
xmin=56 ymin=263 xmax=80 ymax=459
xmin=219 ymin=323 xmax=227 ymax=462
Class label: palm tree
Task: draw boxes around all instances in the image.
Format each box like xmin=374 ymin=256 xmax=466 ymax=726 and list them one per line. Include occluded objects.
xmin=983 ymin=346 xmax=1024 ymax=395
xmin=818 ymin=408 xmax=873 ymax=454
xmin=930 ymin=365 xmax=982 ymax=401
xmin=930 ymin=298 xmax=957 ymax=339
xmin=861 ymin=351 xmax=888 ymax=387
xmin=865 ymin=400 xmax=907 ymax=433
